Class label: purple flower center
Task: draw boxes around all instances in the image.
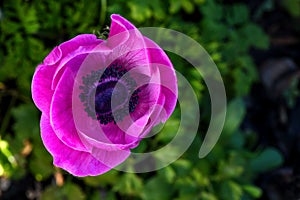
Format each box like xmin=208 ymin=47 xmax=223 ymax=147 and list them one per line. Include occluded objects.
xmin=79 ymin=63 xmax=140 ymax=125
xmin=95 ymin=80 xmax=127 ymax=114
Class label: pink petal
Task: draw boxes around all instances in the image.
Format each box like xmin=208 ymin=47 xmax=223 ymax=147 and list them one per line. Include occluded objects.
xmin=144 ymin=38 xmax=178 ymax=121
xmin=112 ymin=83 xmax=161 ymax=139
xmin=31 ymin=64 xmax=56 ymax=115
xmin=109 ymin=14 xmax=135 ymax=38
xmin=107 ymin=14 xmax=148 ymax=62
xmin=32 ymin=34 xmax=103 ymax=115
xmin=74 ymin=118 xmax=140 ymax=151
xmin=111 ymin=62 xmax=162 ymax=139
xmin=51 ymin=35 xmax=103 ymax=90
xmin=159 ymin=86 xmax=177 ymax=122
xmin=44 ymin=34 xmax=100 ymax=66
xmin=124 ymin=95 xmax=166 ymax=139
xmin=139 ymin=94 xmax=167 ymax=138
xmin=50 ymin=55 xmax=88 ymax=151
xmin=43 ymin=46 xmax=62 ymax=65
xmin=126 ymin=63 xmax=162 ymax=124
xmin=60 ymin=34 xmax=100 ymax=51
xmin=70 ymin=51 xmax=141 ymax=151
xmin=41 ymin=114 xmax=130 ymax=177
xmin=131 ymin=84 xmax=160 ymax=121
xmin=100 ymin=123 xmax=140 ymax=147
xmin=72 ymin=92 xmax=141 ymax=151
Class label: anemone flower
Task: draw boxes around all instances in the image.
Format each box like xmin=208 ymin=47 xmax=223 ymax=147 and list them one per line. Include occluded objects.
xmin=32 ymin=14 xmax=177 ymax=176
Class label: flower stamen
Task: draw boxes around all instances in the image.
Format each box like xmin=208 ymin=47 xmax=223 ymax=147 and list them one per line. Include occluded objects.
xmin=79 ymin=63 xmax=140 ymax=124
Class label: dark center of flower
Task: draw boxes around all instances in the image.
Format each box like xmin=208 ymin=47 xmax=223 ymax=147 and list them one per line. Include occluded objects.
xmin=79 ymin=63 xmax=140 ymax=125
xmin=95 ymin=80 xmax=127 ymax=114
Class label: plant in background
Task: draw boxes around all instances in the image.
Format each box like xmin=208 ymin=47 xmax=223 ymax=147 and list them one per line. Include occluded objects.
xmin=0 ymin=0 xmax=284 ymax=199
xmin=0 ymin=138 xmax=17 ymax=177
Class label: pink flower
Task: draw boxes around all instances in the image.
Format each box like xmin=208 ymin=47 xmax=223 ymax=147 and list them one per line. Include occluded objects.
xmin=31 ymin=14 xmax=177 ymax=176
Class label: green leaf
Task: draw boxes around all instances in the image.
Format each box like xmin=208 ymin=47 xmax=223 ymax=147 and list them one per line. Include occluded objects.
xmin=219 ymin=180 xmax=243 ymax=200
xmin=282 ymin=0 xmax=300 ymax=17
xmin=191 ymin=169 xmax=209 ymax=187
xmin=158 ymin=166 xmax=176 ymax=183
xmin=243 ymin=185 xmax=262 ymax=198
xmin=81 ymin=170 xmax=118 ymax=187
xmin=149 ymin=0 xmax=166 ymax=20
xmin=113 ymin=173 xmax=143 ymax=196
xmin=232 ymin=68 xmax=253 ymax=96
xmin=225 ymin=4 xmax=249 ymax=26
xmin=153 ymin=144 xmax=182 ymax=168
xmin=172 ymin=159 xmax=192 ymax=176
xmin=27 ymin=37 xmax=46 ymax=62
xmin=175 ymin=194 xmax=201 ymax=200
xmin=201 ymin=0 xmax=223 ymax=21
xmin=176 ymin=176 xmax=198 ymax=197
xmin=127 ymin=1 xmax=152 ymax=22
xmin=240 ymin=23 xmax=269 ymax=49
xmin=199 ymin=192 xmax=218 ymax=200
xmin=228 ymin=131 xmax=245 ymax=149
xmin=181 ymin=0 xmax=195 ymax=14
xmin=12 ymin=103 xmax=40 ymax=141
xmin=250 ymin=148 xmax=284 ymax=173
xmin=217 ymin=159 xmax=244 ymax=179
xmin=156 ymin=118 xmax=179 ymax=143
xmin=41 ymin=183 xmax=85 ymax=200
xmin=142 ymin=176 xmax=173 ymax=200
xmin=222 ymin=98 xmax=246 ymax=136
xmin=169 ymin=0 xmax=181 ymax=14
xmin=21 ymin=6 xmax=40 ymax=34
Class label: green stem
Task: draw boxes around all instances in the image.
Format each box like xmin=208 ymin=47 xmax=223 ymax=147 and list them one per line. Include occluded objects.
xmin=100 ymin=0 xmax=107 ymax=27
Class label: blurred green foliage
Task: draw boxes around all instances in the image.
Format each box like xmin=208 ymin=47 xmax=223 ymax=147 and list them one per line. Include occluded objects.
xmin=0 ymin=0 xmax=283 ymax=199
xmin=281 ymin=0 xmax=300 ymax=17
